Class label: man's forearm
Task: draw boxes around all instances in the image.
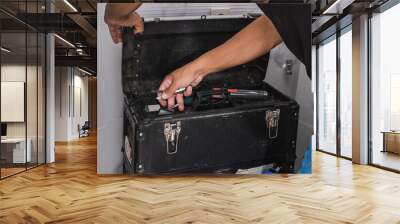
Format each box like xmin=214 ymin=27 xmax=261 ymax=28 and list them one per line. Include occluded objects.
xmin=105 ymin=3 xmax=142 ymax=23
xmin=191 ymin=16 xmax=282 ymax=77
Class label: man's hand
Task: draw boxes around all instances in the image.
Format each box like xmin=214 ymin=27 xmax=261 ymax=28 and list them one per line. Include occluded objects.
xmin=104 ymin=3 xmax=143 ymax=44
xmin=106 ymin=12 xmax=143 ymax=44
xmin=158 ymin=62 xmax=206 ymax=111
xmin=157 ymin=15 xmax=282 ymax=112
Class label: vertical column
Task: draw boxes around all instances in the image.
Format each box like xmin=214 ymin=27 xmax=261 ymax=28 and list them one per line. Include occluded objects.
xmin=46 ymin=33 xmax=55 ymax=163
xmin=45 ymin=0 xmax=56 ymax=163
xmin=337 ymin=30 xmax=341 ymax=156
xmin=352 ymin=14 xmax=369 ymax=164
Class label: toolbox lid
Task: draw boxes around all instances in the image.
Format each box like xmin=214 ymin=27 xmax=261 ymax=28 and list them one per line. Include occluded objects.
xmin=122 ymin=18 xmax=268 ymax=97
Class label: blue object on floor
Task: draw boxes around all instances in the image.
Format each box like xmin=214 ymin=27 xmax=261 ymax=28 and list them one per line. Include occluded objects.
xmin=262 ymin=169 xmax=273 ymax=175
xmin=298 ymin=144 xmax=312 ymax=174
xmin=260 ymin=144 xmax=312 ymax=174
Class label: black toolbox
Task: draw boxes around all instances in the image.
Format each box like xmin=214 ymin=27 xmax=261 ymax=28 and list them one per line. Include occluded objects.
xmin=122 ymin=17 xmax=299 ymax=174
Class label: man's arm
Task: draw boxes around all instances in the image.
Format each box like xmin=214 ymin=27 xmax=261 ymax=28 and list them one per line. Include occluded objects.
xmin=104 ymin=3 xmax=143 ymax=43
xmin=158 ymin=15 xmax=283 ymax=110
xmin=104 ymin=3 xmax=141 ymax=24
xmin=191 ymin=15 xmax=281 ymax=78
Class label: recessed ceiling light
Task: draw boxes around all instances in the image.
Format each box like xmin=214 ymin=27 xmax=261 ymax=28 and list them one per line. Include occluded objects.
xmin=77 ymin=67 xmax=93 ymax=76
xmin=322 ymin=0 xmax=354 ymax=15
xmin=63 ymin=0 xmax=78 ymax=12
xmin=1 ymin=47 xmax=11 ymax=53
xmin=54 ymin=34 xmax=75 ymax=48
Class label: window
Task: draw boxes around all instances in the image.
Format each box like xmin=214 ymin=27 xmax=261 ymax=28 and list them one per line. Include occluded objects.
xmin=370 ymin=3 xmax=400 ymax=171
xmin=316 ymin=24 xmax=353 ymax=159
xmin=339 ymin=28 xmax=352 ymax=158
xmin=317 ymin=36 xmax=337 ymax=154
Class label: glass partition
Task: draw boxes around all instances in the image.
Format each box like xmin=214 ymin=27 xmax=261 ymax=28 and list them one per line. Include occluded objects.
xmin=1 ymin=31 xmax=28 ymax=177
xmin=0 ymin=1 xmax=46 ymax=179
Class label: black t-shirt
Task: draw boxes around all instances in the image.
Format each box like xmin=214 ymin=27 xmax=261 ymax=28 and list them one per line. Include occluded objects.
xmin=257 ymin=3 xmax=312 ymax=78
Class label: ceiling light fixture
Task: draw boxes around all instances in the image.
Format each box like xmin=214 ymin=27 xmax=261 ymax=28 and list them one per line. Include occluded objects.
xmin=78 ymin=67 xmax=93 ymax=76
xmin=54 ymin=34 xmax=75 ymax=48
xmin=1 ymin=47 xmax=11 ymax=53
xmin=63 ymin=0 xmax=78 ymax=12
xmin=322 ymin=0 xmax=354 ymax=15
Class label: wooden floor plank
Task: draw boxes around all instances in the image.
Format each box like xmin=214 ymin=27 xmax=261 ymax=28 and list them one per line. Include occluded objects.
xmin=0 ymin=135 xmax=400 ymax=223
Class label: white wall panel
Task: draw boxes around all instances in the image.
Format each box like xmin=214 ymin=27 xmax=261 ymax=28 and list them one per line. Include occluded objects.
xmin=1 ymin=82 xmax=25 ymax=122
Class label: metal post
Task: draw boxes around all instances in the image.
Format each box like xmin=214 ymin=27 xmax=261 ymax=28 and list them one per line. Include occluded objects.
xmin=337 ymin=29 xmax=341 ymax=157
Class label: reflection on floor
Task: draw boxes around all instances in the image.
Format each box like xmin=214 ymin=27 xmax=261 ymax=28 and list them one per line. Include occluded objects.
xmin=0 ymin=162 xmax=43 ymax=179
xmin=1 ymin=135 xmax=400 ymax=223
xmin=373 ymin=150 xmax=400 ymax=171
xmin=0 ymin=167 xmax=25 ymax=178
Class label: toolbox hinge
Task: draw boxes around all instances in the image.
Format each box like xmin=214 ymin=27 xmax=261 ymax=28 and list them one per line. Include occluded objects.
xmin=164 ymin=121 xmax=182 ymax=155
xmin=265 ymin=109 xmax=280 ymax=139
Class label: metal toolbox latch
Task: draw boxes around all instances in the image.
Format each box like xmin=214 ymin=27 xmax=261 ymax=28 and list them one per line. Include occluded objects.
xmin=164 ymin=121 xmax=182 ymax=155
xmin=265 ymin=109 xmax=280 ymax=139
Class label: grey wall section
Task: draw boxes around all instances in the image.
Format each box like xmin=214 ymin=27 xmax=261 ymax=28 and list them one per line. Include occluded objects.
xmin=265 ymin=43 xmax=313 ymax=171
xmin=97 ymin=3 xmax=124 ymax=174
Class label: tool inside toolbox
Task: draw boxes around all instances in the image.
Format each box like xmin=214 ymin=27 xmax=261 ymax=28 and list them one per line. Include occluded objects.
xmin=134 ymin=83 xmax=274 ymax=117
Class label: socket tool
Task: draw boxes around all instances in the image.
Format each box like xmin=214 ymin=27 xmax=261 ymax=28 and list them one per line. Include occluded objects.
xmin=226 ymin=89 xmax=269 ymax=99
xmin=156 ymin=87 xmax=187 ymax=100
xmin=210 ymin=88 xmax=269 ymax=100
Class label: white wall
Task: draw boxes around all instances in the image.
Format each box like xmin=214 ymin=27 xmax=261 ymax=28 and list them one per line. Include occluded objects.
xmin=72 ymin=72 xmax=89 ymax=138
xmin=55 ymin=67 xmax=69 ymax=141
xmin=54 ymin=67 xmax=89 ymax=141
xmin=97 ymin=3 xmax=124 ymax=174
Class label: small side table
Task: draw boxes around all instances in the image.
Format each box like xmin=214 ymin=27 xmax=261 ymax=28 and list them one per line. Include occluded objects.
xmin=1 ymin=138 xmax=32 ymax=166
xmin=381 ymin=131 xmax=400 ymax=154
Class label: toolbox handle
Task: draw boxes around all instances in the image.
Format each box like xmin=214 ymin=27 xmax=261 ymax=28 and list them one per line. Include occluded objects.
xmin=164 ymin=122 xmax=182 ymax=155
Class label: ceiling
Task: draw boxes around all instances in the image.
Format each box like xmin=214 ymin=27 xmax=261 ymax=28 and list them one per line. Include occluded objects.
xmin=1 ymin=0 xmax=98 ymax=73
xmin=0 ymin=0 xmax=393 ymax=74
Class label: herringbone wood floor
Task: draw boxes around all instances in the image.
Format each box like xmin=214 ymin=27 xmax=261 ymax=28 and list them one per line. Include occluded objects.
xmin=1 ymin=135 xmax=400 ymax=224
